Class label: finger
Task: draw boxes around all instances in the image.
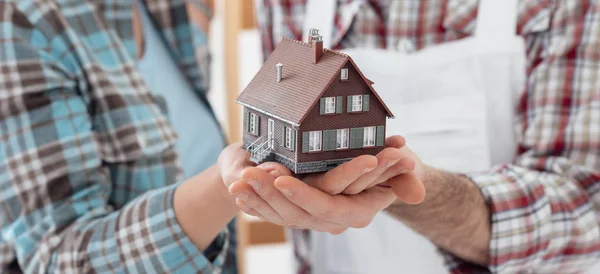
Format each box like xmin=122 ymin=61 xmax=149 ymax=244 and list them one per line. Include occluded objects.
xmin=231 ymin=177 xmax=348 ymax=233
xmin=342 ymin=148 xmax=403 ymax=195
xmin=386 ymin=172 xmax=426 ymax=205
xmin=274 ymin=176 xmax=396 ymax=227
xmin=239 ymin=167 xmax=344 ymax=231
xmin=256 ymin=162 xmax=294 ymax=178
xmin=236 ymin=198 xmax=266 ymax=219
xmin=229 ymin=181 xmax=285 ymax=225
xmin=304 ymin=155 xmax=378 ymax=195
xmin=385 ymin=135 xmax=406 ymax=149
xmin=367 ymin=157 xmax=415 ymax=189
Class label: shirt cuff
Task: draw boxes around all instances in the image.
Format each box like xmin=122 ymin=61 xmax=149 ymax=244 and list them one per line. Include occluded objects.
xmin=438 ymin=166 xmax=548 ymax=274
xmin=146 ymin=182 xmax=230 ymax=273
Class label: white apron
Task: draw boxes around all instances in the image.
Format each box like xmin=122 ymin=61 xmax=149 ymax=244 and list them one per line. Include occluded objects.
xmin=303 ymin=0 xmax=527 ymax=273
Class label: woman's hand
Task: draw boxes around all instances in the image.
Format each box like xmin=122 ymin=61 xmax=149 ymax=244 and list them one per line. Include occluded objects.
xmin=217 ymin=142 xmax=256 ymax=188
xmin=227 ymin=135 xmax=426 ymax=234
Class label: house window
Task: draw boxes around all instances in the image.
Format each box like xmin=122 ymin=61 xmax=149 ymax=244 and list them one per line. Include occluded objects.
xmin=341 ymin=68 xmax=349 ymax=80
xmin=364 ymin=126 xmax=376 ymax=147
xmin=352 ymin=95 xmax=363 ymax=112
xmin=249 ymin=113 xmax=259 ymax=135
xmin=308 ymin=131 xmax=322 ymax=152
xmin=325 ymin=97 xmax=336 ymax=114
xmin=285 ymin=127 xmax=293 ymax=148
xmin=336 ymin=129 xmax=349 ymax=149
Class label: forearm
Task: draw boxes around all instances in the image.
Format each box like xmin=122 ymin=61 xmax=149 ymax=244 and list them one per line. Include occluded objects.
xmin=385 ymin=165 xmax=491 ymax=265
xmin=174 ymin=164 xmax=239 ymax=250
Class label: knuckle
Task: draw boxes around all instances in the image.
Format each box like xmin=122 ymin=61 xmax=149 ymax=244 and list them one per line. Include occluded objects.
xmin=353 ymin=219 xmax=372 ymax=229
xmin=329 ymin=227 xmax=347 ymax=235
xmin=343 ymin=185 xmax=364 ymax=195
xmin=259 ymin=191 xmax=277 ymax=203
xmin=317 ymin=206 xmax=335 ymax=219
xmin=351 ymin=214 xmax=375 ymax=229
xmin=284 ymin=214 xmax=305 ymax=227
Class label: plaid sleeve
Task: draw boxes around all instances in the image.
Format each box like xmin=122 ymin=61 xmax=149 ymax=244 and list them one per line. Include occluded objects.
xmin=0 ymin=2 xmax=227 ymax=273
xmin=442 ymin=2 xmax=600 ymax=273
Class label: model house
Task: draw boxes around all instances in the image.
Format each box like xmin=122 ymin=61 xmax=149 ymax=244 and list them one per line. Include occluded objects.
xmin=237 ymin=29 xmax=395 ymax=174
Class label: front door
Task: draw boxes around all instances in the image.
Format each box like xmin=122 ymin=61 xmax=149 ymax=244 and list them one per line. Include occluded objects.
xmin=268 ymin=119 xmax=274 ymax=148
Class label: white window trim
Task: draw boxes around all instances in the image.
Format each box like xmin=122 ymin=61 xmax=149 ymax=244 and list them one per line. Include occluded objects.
xmin=308 ymin=131 xmax=322 ymax=152
xmin=364 ymin=126 xmax=376 ymax=147
xmin=336 ymin=129 xmax=349 ymax=149
xmin=352 ymin=95 xmax=363 ymax=112
xmin=249 ymin=113 xmax=258 ymax=135
xmin=341 ymin=68 xmax=349 ymax=80
xmin=285 ymin=127 xmax=293 ymax=149
xmin=324 ymin=97 xmax=336 ymax=114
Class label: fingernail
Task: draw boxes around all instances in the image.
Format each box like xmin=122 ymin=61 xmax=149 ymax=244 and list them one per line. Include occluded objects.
xmin=269 ymin=170 xmax=282 ymax=177
xmin=385 ymin=159 xmax=400 ymax=168
xmin=361 ymin=166 xmax=375 ymax=174
xmin=235 ymin=192 xmax=249 ymax=202
xmin=247 ymin=179 xmax=261 ymax=190
xmin=278 ymin=187 xmax=292 ymax=197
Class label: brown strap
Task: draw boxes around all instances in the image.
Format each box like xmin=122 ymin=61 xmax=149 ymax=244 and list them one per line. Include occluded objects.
xmin=132 ymin=1 xmax=145 ymax=60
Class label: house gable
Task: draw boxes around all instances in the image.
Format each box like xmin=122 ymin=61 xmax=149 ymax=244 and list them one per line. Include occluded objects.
xmin=297 ymin=60 xmax=388 ymax=164
xmin=298 ymin=59 xmax=391 ymax=125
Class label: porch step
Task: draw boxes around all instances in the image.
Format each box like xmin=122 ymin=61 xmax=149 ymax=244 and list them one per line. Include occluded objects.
xmin=251 ymin=152 xmax=274 ymax=164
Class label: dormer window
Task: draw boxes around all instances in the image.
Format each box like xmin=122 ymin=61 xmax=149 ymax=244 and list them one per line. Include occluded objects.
xmin=341 ymin=68 xmax=349 ymax=81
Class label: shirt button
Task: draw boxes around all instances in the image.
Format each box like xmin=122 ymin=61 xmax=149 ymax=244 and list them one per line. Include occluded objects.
xmin=396 ymin=39 xmax=416 ymax=53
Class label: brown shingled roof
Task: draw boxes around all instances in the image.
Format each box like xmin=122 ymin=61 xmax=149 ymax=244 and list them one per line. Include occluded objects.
xmin=237 ymin=37 xmax=394 ymax=125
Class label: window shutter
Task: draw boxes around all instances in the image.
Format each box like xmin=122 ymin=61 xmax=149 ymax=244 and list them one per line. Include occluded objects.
xmin=244 ymin=111 xmax=250 ymax=132
xmin=336 ymin=96 xmax=343 ymax=113
xmin=302 ymin=132 xmax=310 ymax=153
xmin=281 ymin=125 xmax=286 ymax=146
xmin=356 ymin=128 xmax=364 ymax=148
xmin=290 ymin=130 xmax=296 ymax=152
xmin=320 ymin=98 xmax=325 ymax=115
xmin=324 ymin=130 xmax=335 ymax=151
xmin=255 ymin=116 xmax=260 ymax=135
xmin=347 ymin=96 xmax=353 ymax=112
xmin=349 ymin=128 xmax=358 ymax=148
xmin=363 ymin=95 xmax=370 ymax=111
xmin=376 ymin=126 xmax=385 ymax=146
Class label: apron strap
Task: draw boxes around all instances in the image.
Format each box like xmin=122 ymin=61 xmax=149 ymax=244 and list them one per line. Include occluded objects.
xmin=475 ymin=0 xmax=519 ymax=37
xmin=303 ymin=0 xmax=336 ymax=48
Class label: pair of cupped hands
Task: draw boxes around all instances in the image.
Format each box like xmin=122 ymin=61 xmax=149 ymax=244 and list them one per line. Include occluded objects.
xmin=218 ymin=135 xmax=426 ymax=234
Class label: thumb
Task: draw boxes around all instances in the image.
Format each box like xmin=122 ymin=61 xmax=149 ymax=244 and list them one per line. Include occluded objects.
xmin=385 ymin=172 xmax=426 ymax=205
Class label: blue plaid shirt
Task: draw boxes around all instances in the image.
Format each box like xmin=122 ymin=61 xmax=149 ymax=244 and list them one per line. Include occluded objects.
xmin=0 ymin=0 xmax=236 ymax=273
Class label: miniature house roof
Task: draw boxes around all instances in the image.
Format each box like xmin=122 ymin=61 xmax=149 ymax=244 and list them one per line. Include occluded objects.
xmin=237 ymin=37 xmax=394 ymax=126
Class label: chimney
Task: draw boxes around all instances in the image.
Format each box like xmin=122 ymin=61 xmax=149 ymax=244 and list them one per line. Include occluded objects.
xmin=276 ymin=63 xmax=283 ymax=82
xmin=308 ymin=28 xmax=319 ymax=43
xmin=308 ymin=29 xmax=323 ymax=64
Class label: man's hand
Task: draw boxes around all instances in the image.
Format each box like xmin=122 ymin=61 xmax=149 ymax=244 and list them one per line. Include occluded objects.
xmin=227 ymin=136 xmax=426 ymax=234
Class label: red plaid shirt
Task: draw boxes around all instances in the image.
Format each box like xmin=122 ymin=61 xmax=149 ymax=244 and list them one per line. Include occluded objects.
xmin=256 ymin=0 xmax=600 ymax=273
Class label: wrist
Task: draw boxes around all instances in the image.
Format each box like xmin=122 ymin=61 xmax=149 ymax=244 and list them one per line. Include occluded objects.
xmin=173 ymin=165 xmax=238 ymax=250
